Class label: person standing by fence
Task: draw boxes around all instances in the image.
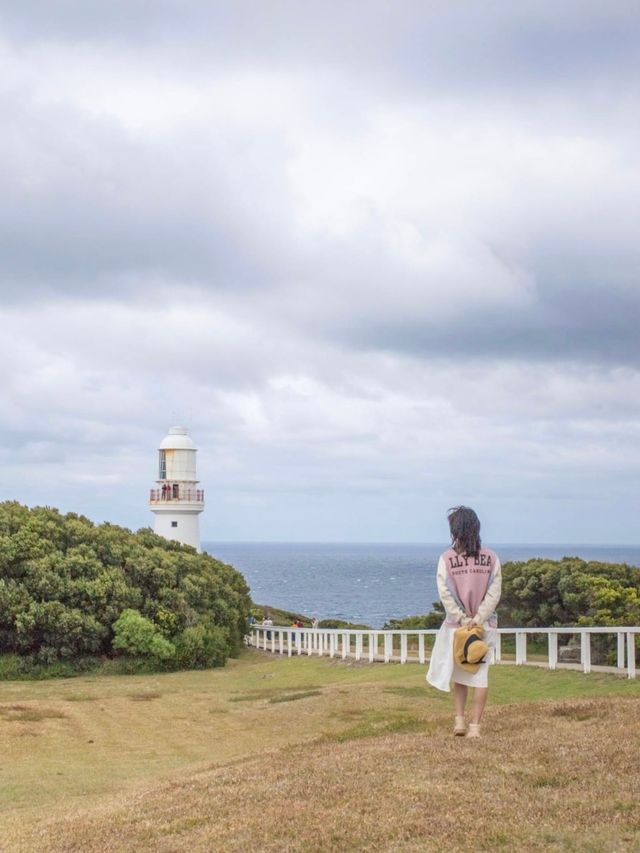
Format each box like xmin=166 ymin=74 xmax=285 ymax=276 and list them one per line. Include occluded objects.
xmin=426 ymin=506 xmax=502 ymax=738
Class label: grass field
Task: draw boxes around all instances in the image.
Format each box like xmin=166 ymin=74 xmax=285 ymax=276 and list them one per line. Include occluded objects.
xmin=3 ymin=649 xmax=640 ymax=851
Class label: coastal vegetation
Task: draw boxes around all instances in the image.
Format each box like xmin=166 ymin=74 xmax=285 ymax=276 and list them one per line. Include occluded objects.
xmin=386 ymin=556 xmax=640 ymax=632
xmin=0 ymin=501 xmax=251 ymax=675
xmin=384 ymin=603 xmax=445 ymax=630
xmin=3 ymin=649 xmax=640 ymax=851
xmin=251 ymin=603 xmax=313 ymax=625
xmin=252 ymin=603 xmax=371 ymax=630
xmin=500 ymin=556 xmax=640 ymax=627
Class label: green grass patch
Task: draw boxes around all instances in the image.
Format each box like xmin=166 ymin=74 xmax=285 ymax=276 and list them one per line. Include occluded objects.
xmin=0 ymin=653 xmax=179 ymax=681
xmin=613 ymin=801 xmax=636 ymax=815
xmin=383 ymin=685 xmax=430 ymax=697
xmin=529 ymin=774 xmax=564 ymax=788
xmin=322 ymin=709 xmax=426 ymax=742
xmin=0 ymin=654 xmax=88 ymax=680
xmin=268 ymin=689 xmax=322 ymax=704
xmin=229 ymin=682 xmax=323 ymax=702
xmin=63 ymin=694 xmax=99 ymax=702
xmin=489 ymin=665 xmax=640 ymax=704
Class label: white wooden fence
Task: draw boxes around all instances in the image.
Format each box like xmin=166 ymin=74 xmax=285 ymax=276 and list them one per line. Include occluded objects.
xmin=248 ymin=625 xmax=639 ymax=679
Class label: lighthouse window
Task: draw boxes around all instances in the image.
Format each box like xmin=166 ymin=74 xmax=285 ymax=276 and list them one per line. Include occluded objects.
xmin=172 ymin=483 xmax=179 ymax=498
xmin=171 ymin=521 xmax=178 ymax=528
xmin=159 ymin=451 xmax=166 ymax=479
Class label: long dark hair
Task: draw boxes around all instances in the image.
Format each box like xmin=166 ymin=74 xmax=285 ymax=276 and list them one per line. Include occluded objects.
xmin=447 ymin=506 xmax=481 ymax=557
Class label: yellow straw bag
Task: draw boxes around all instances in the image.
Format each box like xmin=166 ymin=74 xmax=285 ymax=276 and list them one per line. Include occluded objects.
xmin=453 ymin=625 xmax=489 ymax=672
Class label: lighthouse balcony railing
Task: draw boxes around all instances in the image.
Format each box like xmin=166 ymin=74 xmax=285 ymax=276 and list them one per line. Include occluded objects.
xmin=149 ymin=488 xmax=205 ymax=503
xmin=246 ymin=625 xmax=639 ymax=679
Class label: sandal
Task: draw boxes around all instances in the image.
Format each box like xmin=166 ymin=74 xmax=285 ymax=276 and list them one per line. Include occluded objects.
xmin=466 ymin=723 xmax=481 ymax=738
xmin=453 ymin=716 xmax=466 ymax=736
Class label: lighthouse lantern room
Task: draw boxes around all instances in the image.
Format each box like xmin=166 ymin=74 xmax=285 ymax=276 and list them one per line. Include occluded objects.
xmin=149 ymin=426 xmax=204 ymax=551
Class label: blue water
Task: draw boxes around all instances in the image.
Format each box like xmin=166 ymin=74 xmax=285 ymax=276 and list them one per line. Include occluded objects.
xmin=203 ymin=542 xmax=640 ymax=629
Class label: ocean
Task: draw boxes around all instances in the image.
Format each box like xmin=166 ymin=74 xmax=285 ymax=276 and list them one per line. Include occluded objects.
xmin=203 ymin=542 xmax=640 ymax=628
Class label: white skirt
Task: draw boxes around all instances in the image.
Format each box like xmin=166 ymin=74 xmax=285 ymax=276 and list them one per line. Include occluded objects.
xmin=426 ymin=622 xmax=497 ymax=692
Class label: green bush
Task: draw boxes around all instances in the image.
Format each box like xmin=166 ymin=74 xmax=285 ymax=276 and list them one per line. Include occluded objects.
xmin=112 ymin=609 xmax=176 ymax=661
xmin=173 ymin=623 xmax=229 ymax=669
xmin=388 ymin=559 xmax=640 ymax=635
xmin=0 ymin=501 xmax=252 ymax=671
xmin=15 ymin=601 xmax=106 ymax=659
xmin=384 ymin=603 xmax=444 ymax=630
xmin=0 ymin=653 xmax=184 ymax=680
xmin=500 ymin=557 xmax=640 ymax=628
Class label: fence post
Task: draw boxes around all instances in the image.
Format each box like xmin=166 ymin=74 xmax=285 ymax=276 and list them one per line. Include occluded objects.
xmin=515 ymin=632 xmax=527 ymax=665
xmin=287 ymin=630 xmax=292 ymax=657
xmin=384 ymin=633 xmax=392 ymax=663
xmin=627 ymin=632 xmax=636 ymax=679
xmin=400 ymin=633 xmax=408 ymax=664
xmin=355 ymin=632 xmax=363 ymax=661
xmin=494 ymin=632 xmax=502 ymax=663
xmin=278 ymin=630 xmax=284 ymax=655
xmin=418 ymin=633 xmax=426 ymax=664
xmin=368 ymin=632 xmax=376 ymax=663
xmin=329 ymin=632 xmax=336 ymax=658
xmin=548 ymin=632 xmax=557 ymax=670
xmin=342 ymin=632 xmax=349 ymax=659
xmin=617 ymin=632 xmax=625 ymax=670
xmin=581 ymin=631 xmax=591 ymax=674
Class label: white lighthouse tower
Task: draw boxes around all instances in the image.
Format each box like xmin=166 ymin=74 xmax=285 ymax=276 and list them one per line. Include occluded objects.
xmin=149 ymin=426 xmax=204 ymax=552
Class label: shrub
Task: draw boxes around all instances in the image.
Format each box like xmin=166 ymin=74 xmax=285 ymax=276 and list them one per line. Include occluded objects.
xmin=384 ymin=603 xmax=444 ymax=630
xmin=500 ymin=557 xmax=640 ymax=628
xmin=15 ymin=601 xmax=106 ymax=658
xmin=174 ymin=623 xmax=229 ymax=669
xmin=0 ymin=501 xmax=251 ymax=670
xmin=112 ymin=609 xmax=175 ymax=661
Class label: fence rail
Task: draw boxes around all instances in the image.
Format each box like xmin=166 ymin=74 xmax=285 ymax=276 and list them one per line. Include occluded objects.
xmin=248 ymin=625 xmax=639 ymax=679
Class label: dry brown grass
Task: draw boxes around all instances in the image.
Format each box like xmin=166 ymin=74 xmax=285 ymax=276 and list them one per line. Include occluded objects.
xmin=11 ymin=696 xmax=640 ymax=852
xmin=0 ymin=704 xmax=67 ymax=723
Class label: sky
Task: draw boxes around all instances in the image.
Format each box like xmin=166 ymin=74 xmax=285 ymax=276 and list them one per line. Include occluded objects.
xmin=1 ymin=1 xmax=639 ymax=544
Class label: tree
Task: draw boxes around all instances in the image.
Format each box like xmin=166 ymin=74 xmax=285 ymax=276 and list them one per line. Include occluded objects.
xmin=0 ymin=501 xmax=252 ymax=669
xmin=500 ymin=557 xmax=640 ymax=628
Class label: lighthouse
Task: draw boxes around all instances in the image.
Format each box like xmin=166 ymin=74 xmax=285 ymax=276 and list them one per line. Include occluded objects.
xmin=149 ymin=426 xmax=204 ymax=551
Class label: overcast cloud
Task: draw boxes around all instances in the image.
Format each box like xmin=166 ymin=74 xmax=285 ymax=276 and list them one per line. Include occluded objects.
xmin=1 ymin=1 xmax=639 ymax=543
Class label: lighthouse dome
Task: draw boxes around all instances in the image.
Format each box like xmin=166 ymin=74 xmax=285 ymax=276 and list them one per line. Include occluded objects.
xmin=159 ymin=426 xmax=197 ymax=450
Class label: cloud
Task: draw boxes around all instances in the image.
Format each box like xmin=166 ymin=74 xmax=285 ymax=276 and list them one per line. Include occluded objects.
xmin=1 ymin=1 xmax=639 ymax=541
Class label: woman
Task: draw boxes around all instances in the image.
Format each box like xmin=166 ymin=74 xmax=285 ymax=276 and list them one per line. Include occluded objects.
xmin=426 ymin=506 xmax=502 ymax=738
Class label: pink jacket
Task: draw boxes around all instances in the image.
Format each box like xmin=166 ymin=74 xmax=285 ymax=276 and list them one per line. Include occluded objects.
xmin=436 ymin=547 xmax=502 ymax=627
